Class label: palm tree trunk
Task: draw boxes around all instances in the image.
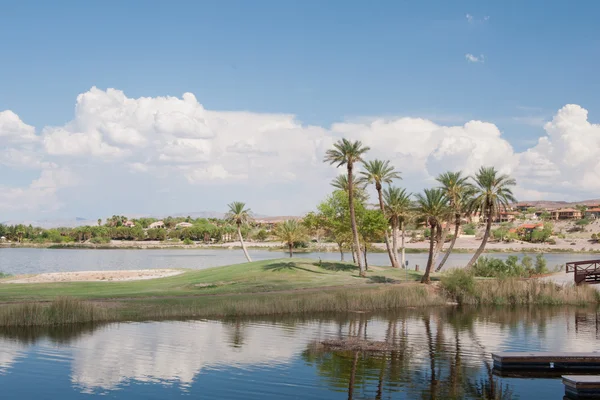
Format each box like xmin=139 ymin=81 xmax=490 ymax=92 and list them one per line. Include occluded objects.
xmin=237 ymin=224 xmax=252 ymax=262
xmin=364 ymin=243 xmax=368 ymax=270
xmin=377 ymin=188 xmax=399 ymax=268
xmin=400 ymin=220 xmax=406 ymax=268
xmin=465 ymin=207 xmax=492 ymax=269
xmin=436 ymin=215 xmax=461 ymax=272
xmin=339 ymin=242 xmax=344 ymax=261
xmin=421 ymin=222 xmax=436 ymax=283
xmin=431 ymin=223 xmax=448 ymax=270
xmin=347 ymin=163 xmax=365 ymax=276
xmin=392 ymin=218 xmax=399 ymax=267
xmin=288 ymin=243 xmax=293 ymax=258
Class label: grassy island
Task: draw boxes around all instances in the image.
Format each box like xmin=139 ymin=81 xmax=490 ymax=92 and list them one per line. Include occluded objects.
xmin=0 ymin=258 xmax=597 ymax=327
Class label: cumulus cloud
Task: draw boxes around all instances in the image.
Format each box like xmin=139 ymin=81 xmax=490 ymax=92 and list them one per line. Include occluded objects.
xmin=1 ymin=87 xmax=600 ymax=218
xmin=465 ymin=53 xmax=484 ymax=63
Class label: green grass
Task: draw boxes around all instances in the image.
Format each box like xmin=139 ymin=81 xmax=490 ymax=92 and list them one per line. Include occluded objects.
xmin=0 ymin=258 xmax=422 ymax=302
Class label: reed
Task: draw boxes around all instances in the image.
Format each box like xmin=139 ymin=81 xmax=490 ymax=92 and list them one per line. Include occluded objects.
xmin=441 ymin=269 xmax=600 ymax=306
xmin=0 ymin=297 xmax=115 ymax=327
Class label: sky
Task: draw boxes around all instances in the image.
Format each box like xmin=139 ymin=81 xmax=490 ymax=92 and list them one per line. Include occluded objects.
xmin=1 ymin=0 xmax=600 ymax=221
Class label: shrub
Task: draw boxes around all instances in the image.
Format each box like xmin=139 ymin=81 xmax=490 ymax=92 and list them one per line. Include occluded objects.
xmin=183 ymin=238 xmax=194 ymax=245
xmin=535 ymin=254 xmax=548 ymax=274
xmin=0 ymin=272 xmax=11 ymax=279
xmin=90 ymin=236 xmax=110 ymax=244
xmin=463 ymin=224 xmax=476 ymax=235
xmin=255 ymin=229 xmax=269 ymax=241
xmin=440 ymin=269 xmax=476 ymax=304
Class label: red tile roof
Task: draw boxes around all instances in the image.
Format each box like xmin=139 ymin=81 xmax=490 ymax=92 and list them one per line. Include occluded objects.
xmin=518 ymin=223 xmax=544 ymax=229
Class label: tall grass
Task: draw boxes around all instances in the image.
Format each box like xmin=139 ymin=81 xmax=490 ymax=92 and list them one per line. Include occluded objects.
xmin=441 ymin=269 xmax=600 ymax=306
xmin=0 ymin=297 xmax=115 ymax=327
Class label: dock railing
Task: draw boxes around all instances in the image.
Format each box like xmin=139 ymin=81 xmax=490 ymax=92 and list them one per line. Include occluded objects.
xmin=566 ymin=260 xmax=600 ymax=285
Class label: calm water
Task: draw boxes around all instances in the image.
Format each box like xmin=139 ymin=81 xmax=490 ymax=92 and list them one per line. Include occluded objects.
xmin=0 ymin=307 xmax=599 ymax=399
xmin=0 ymin=247 xmax=595 ymax=275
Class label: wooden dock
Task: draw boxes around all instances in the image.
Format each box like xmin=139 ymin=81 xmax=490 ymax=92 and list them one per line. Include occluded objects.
xmin=566 ymin=260 xmax=600 ymax=285
xmin=493 ymin=352 xmax=600 ymax=371
xmin=563 ymin=375 xmax=600 ymax=399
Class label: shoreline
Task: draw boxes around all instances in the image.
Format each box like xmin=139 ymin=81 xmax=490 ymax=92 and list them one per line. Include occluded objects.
xmin=0 ymin=258 xmax=597 ymax=327
xmin=2 ymin=238 xmax=600 ymax=254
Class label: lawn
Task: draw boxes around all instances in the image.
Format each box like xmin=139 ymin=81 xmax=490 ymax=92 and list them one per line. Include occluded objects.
xmin=0 ymin=258 xmax=424 ymax=302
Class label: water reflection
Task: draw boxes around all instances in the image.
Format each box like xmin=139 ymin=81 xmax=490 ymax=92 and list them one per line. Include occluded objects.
xmin=0 ymin=307 xmax=597 ymax=398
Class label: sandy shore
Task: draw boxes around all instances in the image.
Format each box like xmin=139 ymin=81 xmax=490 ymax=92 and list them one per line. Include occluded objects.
xmin=2 ymin=269 xmax=184 ymax=284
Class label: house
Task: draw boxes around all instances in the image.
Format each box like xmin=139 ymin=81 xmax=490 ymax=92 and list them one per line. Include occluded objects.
xmin=123 ymin=220 xmax=135 ymax=227
xmin=550 ymin=208 xmax=582 ymax=220
xmin=517 ymin=223 xmax=544 ymax=240
xmin=515 ymin=203 xmax=535 ymax=212
xmin=148 ymin=221 xmax=165 ymax=229
xmin=176 ymin=222 xmax=193 ymax=228
xmin=585 ymin=207 xmax=600 ymax=219
xmin=0 ymin=236 xmax=5 ymax=242
xmin=494 ymin=211 xmax=518 ymax=223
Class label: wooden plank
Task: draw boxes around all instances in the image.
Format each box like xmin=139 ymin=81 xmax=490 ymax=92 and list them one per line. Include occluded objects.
xmin=493 ymin=352 xmax=600 ymax=371
xmin=563 ymin=375 xmax=600 ymax=399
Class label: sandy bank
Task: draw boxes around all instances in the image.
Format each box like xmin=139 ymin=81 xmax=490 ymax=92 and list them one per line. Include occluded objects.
xmin=3 ymin=269 xmax=184 ymax=284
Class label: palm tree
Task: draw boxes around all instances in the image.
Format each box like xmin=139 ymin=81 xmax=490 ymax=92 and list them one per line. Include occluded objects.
xmin=415 ymin=188 xmax=451 ymax=283
xmin=226 ymin=201 xmax=253 ymax=262
xmin=274 ymin=219 xmax=307 ymax=257
xmin=383 ymin=187 xmax=412 ymax=268
xmin=331 ymin=174 xmax=368 ymax=202
xmin=361 ymin=159 xmax=401 ymax=268
xmin=435 ymin=171 xmax=475 ymax=272
xmin=465 ymin=167 xmax=517 ymax=269
xmin=324 ymin=139 xmax=370 ymax=276
xmin=97 ymin=218 xmax=102 ymax=227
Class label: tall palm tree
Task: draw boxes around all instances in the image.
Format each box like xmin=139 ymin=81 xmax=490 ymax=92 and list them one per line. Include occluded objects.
xmin=274 ymin=219 xmax=307 ymax=257
xmin=465 ymin=167 xmax=517 ymax=269
xmin=331 ymin=174 xmax=368 ymax=202
xmin=226 ymin=201 xmax=253 ymax=262
xmin=415 ymin=188 xmax=451 ymax=284
xmin=383 ymin=187 xmax=412 ymax=268
xmin=324 ymin=139 xmax=370 ymax=276
xmin=361 ymin=159 xmax=401 ymax=268
xmin=435 ymin=171 xmax=475 ymax=272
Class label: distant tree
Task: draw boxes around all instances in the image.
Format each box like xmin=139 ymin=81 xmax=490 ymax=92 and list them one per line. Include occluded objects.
xmin=465 ymin=167 xmax=517 ymax=269
xmin=383 ymin=187 xmax=412 ymax=268
xmin=226 ymin=201 xmax=253 ymax=262
xmin=324 ymin=138 xmax=370 ymax=277
xmin=274 ymin=220 xmax=308 ymax=257
xmin=435 ymin=171 xmax=475 ymax=272
xmin=415 ymin=189 xmax=451 ymax=284
xmin=360 ymin=159 xmax=401 ymax=268
xmin=97 ymin=218 xmax=102 ymax=227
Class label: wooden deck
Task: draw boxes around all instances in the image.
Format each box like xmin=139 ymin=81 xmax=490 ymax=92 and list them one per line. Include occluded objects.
xmin=566 ymin=260 xmax=600 ymax=285
xmin=563 ymin=375 xmax=600 ymax=399
xmin=493 ymin=352 xmax=600 ymax=371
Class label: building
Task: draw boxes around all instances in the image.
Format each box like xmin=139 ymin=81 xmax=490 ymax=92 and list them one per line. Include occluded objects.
xmin=517 ymin=223 xmax=544 ymax=241
xmin=494 ymin=211 xmax=519 ymax=223
xmin=515 ymin=203 xmax=535 ymax=212
xmin=585 ymin=207 xmax=600 ymax=219
xmin=148 ymin=221 xmax=165 ymax=229
xmin=176 ymin=222 xmax=193 ymax=228
xmin=123 ymin=220 xmax=135 ymax=227
xmin=550 ymin=208 xmax=582 ymax=220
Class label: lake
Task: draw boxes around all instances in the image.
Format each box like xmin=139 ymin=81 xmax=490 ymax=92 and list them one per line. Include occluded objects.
xmin=0 ymin=247 xmax=596 ymax=275
xmin=0 ymin=307 xmax=598 ymax=399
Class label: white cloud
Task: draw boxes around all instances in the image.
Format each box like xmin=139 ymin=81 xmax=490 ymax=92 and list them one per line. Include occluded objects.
xmin=2 ymin=87 xmax=600 ymax=218
xmin=465 ymin=53 xmax=484 ymax=63
xmin=466 ymin=13 xmax=473 ymax=23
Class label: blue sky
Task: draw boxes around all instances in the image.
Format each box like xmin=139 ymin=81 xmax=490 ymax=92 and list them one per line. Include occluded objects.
xmin=1 ymin=1 xmax=599 ymax=220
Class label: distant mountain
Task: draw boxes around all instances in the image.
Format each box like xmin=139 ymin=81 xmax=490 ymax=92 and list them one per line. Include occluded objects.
xmin=516 ymin=199 xmax=600 ymax=209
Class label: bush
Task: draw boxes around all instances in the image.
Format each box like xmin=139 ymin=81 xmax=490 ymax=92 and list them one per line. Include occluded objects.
xmin=0 ymin=272 xmax=11 ymax=279
xmin=535 ymin=254 xmax=548 ymax=274
xmin=463 ymin=223 xmax=476 ymax=235
xmin=255 ymin=229 xmax=269 ymax=241
xmin=183 ymin=238 xmax=194 ymax=245
xmin=440 ymin=269 xmax=476 ymax=304
xmin=90 ymin=236 xmax=110 ymax=244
